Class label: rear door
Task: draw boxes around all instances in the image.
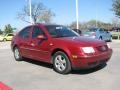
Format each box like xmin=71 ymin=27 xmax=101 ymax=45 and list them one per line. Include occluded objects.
xmin=97 ymin=28 xmax=106 ymax=39
xmin=18 ymin=26 xmax=32 ymax=58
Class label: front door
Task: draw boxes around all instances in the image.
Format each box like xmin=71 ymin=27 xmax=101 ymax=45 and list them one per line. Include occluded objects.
xmin=29 ymin=26 xmax=51 ymax=62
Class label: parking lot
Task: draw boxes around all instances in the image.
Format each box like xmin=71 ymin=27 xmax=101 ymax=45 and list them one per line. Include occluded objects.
xmin=0 ymin=41 xmax=120 ymax=90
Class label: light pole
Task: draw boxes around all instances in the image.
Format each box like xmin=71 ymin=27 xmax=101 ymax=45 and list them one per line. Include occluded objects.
xmin=95 ymin=1 xmax=98 ymax=27
xmin=76 ymin=0 xmax=79 ymax=29
xmin=28 ymin=0 xmax=33 ymax=24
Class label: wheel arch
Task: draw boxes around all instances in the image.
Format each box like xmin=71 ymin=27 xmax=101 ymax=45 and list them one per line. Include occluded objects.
xmin=51 ymin=48 xmax=71 ymax=64
xmin=12 ymin=44 xmax=18 ymax=51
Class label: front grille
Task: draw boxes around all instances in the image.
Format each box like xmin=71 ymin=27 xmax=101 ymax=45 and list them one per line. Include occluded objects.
xmin=96 ymin=45 xmax=108 ymax=52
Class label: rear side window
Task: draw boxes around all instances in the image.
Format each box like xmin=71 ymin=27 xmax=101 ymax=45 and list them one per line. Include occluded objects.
xmin=19 ymin=27 xmax=31 ymax=39
xmin=7 ymin=34 xmax=13 ymax=36
xmin=32 ymin=26 xmax=45 ymax=39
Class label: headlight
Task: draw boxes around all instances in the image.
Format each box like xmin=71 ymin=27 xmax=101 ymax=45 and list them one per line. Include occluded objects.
xmin=82 ymin=47 xmax=95 ymax=53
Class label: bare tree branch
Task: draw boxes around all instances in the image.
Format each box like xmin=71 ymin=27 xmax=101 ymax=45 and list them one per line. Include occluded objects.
xmin=17 ymin=2 xmax=55 ymax=24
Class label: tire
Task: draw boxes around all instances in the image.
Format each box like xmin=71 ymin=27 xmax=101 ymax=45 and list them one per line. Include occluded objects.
xmin=109 ymin=37 xmax=112 ymax=42
xmin=99 ymin=36 xmax=102 ymax=40
xmin=52 ymin=51 xmax=71 ymax=74
xmin=108 ymin=39 xmax=112 ymax=42
xmin=98 ymin=62 xmax=106 ymax=69
xmin=3 ymin=38 xmax=7 ymax=42
xmin=14 ymin=47 xmax=23 ymax=61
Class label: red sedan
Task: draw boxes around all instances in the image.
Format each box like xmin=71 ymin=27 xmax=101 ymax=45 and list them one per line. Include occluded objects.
xmin=11 ymin=24 xmax=112 ymax=74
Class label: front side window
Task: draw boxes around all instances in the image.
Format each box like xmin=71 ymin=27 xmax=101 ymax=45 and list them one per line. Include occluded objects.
xmin=19 ymin=27 xmax=31 ymax=39
xmin=32 ymin=26 xmax=45 ymax=39
xmin=45 ymin=25 xmax=79 ymax=38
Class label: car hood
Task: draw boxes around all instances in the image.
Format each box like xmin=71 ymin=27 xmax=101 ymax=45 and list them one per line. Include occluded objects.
xmin=56 ymin=36 xmax=105 ymax=47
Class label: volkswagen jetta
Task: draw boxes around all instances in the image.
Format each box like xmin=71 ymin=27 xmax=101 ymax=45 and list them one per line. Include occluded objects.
xmin=11 ymin=24 xmax=112 ymax=74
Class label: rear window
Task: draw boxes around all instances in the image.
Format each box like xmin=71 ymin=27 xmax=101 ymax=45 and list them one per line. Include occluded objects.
xmin=89 ymin=28 xmax=97 ymax=32
xmin=19 ymin=27 xmax=31 ymax=39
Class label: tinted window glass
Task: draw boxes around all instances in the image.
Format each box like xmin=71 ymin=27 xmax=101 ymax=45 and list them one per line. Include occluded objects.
xmin=19 ymin=27 xmax=31 ymax=39
xmin=32 ymin=26 xmax=44 ymax=39
xmin=7 ymin=34 xmax=13 ymax=36
xmin=89 ymin=28 xmax=97 ymax=32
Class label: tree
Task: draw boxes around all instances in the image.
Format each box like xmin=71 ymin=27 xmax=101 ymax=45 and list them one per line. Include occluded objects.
xmin=86 ymin=20 xmax=112 ymax=29
xmin=69 ymin=21 xmax=81 ymax=29
xmin=111 ymin=17 xmax=120 ymax=27
xmin=69 ymin=20 xmax=112 ymax=31
xmin=4 ymin=24 xmax=13 ymax=34
xmin=17 ymin=2 xmax=55 ymax=24
xmin=112 ymin=0 xmax=120 ymax=18
xmin=39 ymin=9 xmax=55 ymax=23
xmin=0 ymin=29 xmax=3 ymax=35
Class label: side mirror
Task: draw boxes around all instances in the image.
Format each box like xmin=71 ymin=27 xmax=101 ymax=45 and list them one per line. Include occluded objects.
xmin=37 ymin=35 xmax=47 ymax=40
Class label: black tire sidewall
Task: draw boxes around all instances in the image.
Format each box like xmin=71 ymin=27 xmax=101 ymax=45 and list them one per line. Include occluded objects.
xmin=53 ymin=51 xmax=71 ymax=74
xmin=99 ymin=36 xmax=102 ymax=40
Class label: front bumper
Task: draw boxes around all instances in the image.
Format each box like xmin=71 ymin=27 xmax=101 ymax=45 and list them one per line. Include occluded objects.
xmin=71 ymin=49 xmax=112 ymax=69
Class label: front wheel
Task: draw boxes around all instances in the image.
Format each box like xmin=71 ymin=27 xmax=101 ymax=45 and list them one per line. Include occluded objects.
xmin=14 ymin=47 xmax=23 ymax=61
xmin=52 ymin=51 xmax=71 ymax=74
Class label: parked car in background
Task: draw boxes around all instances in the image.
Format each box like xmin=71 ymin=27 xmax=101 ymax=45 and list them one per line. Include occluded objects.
xmin=82 ymin=28 xmax=112 ymax=42
xmin=11 ymin=24 xmax=112 ymax=74
xmin=72 ymin=29 xmax=82 ymax=35
xmin=0 ymin=33 xmax=14 ymax=41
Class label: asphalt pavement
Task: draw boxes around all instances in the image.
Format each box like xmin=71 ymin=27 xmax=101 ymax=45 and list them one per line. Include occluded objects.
xmin=0 ymin=41 xmax=120 ymax=90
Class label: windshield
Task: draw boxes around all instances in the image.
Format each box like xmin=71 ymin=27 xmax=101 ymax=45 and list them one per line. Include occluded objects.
xmin=45 ymin=25 xmax=79 ymax=38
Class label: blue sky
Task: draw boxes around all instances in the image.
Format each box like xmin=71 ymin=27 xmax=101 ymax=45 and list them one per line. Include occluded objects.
xmin=0 ymin=0 xmax=114 ymax=29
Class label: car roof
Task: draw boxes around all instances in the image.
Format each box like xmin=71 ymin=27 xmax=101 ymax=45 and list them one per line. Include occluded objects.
xmin=27 ymin=23 xmax=62 ymax=27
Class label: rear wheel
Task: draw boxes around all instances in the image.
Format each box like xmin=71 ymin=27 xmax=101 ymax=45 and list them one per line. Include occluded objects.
xmin=14 ymin=47 xmax=23 ymax=61
xmin=52 ymin=51 xmax=71 ymax=74
xmin=99 ymin=36 xmax=102 ymax=40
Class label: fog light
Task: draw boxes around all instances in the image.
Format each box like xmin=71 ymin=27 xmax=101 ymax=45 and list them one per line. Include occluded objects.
xmin=72 ymin=55 xmax=78 ymax=59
